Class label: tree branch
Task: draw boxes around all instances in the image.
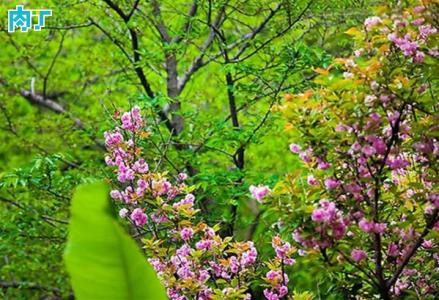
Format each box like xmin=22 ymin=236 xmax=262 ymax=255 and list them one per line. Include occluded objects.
xmin=178 ymin=5 xmax=226 ymax=93
xmin=387 ymin=209 xmax=438 ymax=288
xmin=173 ymin=0 xmax=199 ymax=43
xmin=232 ymin=0 xmax=314 ymax=62
xmin=150 ymin=0 xmax=172 ymax=43
xmin=19 ymin=89 xmax=84 ymax=128
xmin=43 ymin=32 xmax=66 ymax=98
xmin=232 ymin=3 xmax=283 ymax=60
xmin=100 ymin=0 xmax=181 ymax=134
xmin=127 ymin=0 xmax=141 ymax=21
xmin=103 ymin=0 xmax=129 ymax=21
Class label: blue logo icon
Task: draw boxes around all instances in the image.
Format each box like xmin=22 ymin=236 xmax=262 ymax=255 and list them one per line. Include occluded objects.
xmin=8 ymin=5 xmax=52 ymax=33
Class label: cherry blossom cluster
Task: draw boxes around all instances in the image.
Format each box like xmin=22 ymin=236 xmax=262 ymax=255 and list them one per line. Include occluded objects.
xmin=147 ymin=223 xmax=258 ymax=300
xmin=263 ymin=236 xmax=296 ymax=300
xmin=280 ymin=1 xmax=438 ymax=298
xmin=249 ymin=184 xmax=271 ymax=203
xmin=291 ymin=199 xmax=348 ymax=250
xmin=105 ymin=107 xmax=298 ymax=299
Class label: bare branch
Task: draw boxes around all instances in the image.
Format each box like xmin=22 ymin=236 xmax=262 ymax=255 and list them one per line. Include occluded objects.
xmin=127 ymin=0 xmax=141 ymax=21
xmin=232 ymin=3 xmax=283 ymax=60
xmin=99 ymin=0 xmax=156 ymax=99
xmin=19 ymin=89 xmax=84 ymax=128
xmin=43 ymin=31 xmax=66 ymax=98
xmin=232 ymin=0 xmax=314 ymax=62
xmin=100 ymin=0 xmax=158 ymax=108
xmin=90 ymin=18 xmax=133 ymax=63
xmin=45 ymin=22 xmax=93 ymax=30
xmin=103 ymin=0 xmax=129 ymax=21
xmin=178 ymin=1 xmax=313 ymax=92
xmin=178 ymin=6 xmax=226 ymax=93
xmin=150 ymin=0 xmax=172 ymax=42
xmin=129 ymin=27 xmax=156 ymax=99
xmin=173 ymin=0 xmax=199 ymax=43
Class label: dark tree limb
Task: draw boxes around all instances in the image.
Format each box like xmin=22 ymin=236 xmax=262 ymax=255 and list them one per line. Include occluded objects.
xmin=173 ymin=0 xmax=199 ymax=43
xmin=100 ymin=0 xmax=178 ymax=134
xmin=43 ymin=31 xmax=66 ymax=98
xmin=231 ymin=3 xmax=283 ymax=60
xmin=150 ymin=0 xmax=172 ymax=43
xmin=232 ymin=0 xmax=314 ymax=62
xmin=178 ymin=1 xmax=312 ymax=93
xmin=177 ymin=5 xmax=226 ymax=93
xmin=127 ymin=0 xmax=141 ymax=21
xmin=89 ymin=18 xmax=133 ymax=63
xmin=19 ymin=89 xmax=84 ymax=129
xmin=215 ymin=28 xmax=244 ymax=236
xmin=102 ymin=0 xmax=130 ymax=21
xmin=101 ymin=0 xmax=155 ymax=99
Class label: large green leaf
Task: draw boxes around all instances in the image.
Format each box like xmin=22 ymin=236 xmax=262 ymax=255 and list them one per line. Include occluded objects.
xmin=64 ymin=182 xmax=167 ymax=300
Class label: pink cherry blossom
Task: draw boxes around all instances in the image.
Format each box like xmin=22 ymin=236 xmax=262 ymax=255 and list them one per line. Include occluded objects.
xmin=180 ymin=227 xmax=194 ymax=241
xmin=307 ymin=175 xmax=318 ymax=186
xmin=311 ymin=208 xmax=327 ymax=222
xmin=249 ymin=184 xmax=270 ymax=202
xmin=351 ymin=249 xmax=367 ymax=262
xmin=364 ymin=16 xmax=382 ymax=30
xmin=324 ymin=178 xmax=340 ymax=190
xmin=130 ymin=208 xmax=147 ymax=226
xmin=359 ymin=219 xmax=374 ymax=233
xmin=119 ymin=208 xmax=128 ymax=218
xmin=421 ymin=239 xmax=433 ymax=249
xmin=289 ymin=143 xmax=301 ymax=153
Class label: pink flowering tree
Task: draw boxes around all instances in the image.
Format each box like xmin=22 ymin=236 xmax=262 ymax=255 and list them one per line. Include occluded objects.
xmin=101 ymin=1 xmax=438 ymax=299
xmin=279 ymin=1 xmax=438 ymax=298
xmin=103 ymin=106 xmax=307 ymax=299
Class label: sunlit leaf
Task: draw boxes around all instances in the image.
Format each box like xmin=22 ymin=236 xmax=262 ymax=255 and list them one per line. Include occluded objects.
xmin=64 ymin=182 xmax=167 ymax=300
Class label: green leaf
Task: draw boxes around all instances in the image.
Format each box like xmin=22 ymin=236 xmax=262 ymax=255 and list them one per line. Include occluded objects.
xmin=64 ymin=182 xmax=167 ymax=300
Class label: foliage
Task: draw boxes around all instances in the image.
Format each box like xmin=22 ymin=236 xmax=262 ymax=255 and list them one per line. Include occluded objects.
xmin=104 ymin=107 xmax=294 ymax=299
xmin=277 ymin=0 xmax=438 ymax=298
xmin=1 ymin=0 xmax=436 ymax=299
xmin=64 ymin=181 xmax=167 ymax=300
